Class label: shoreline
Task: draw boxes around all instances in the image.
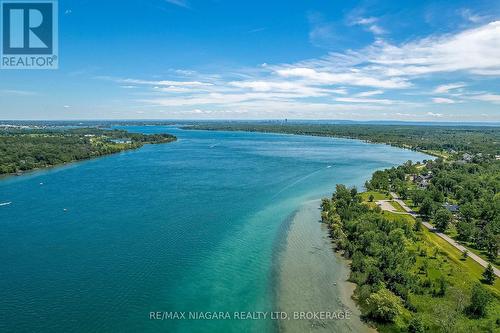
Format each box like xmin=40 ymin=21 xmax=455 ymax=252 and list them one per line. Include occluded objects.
xmin=0 ymin=140 xmax=177 ymax=182
xmin=182 ymin=125 xmax=465 ymax=159
xmin=274 ymin=199 xmax=376 ymax=333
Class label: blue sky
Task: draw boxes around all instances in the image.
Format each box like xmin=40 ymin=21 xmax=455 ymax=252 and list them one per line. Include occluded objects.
xmin=1 ymin=0 xmax=500 ymax=121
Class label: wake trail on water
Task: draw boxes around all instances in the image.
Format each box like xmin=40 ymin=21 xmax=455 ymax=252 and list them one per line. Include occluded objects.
xmin=271 ymin=165 xmax=332 ymax=199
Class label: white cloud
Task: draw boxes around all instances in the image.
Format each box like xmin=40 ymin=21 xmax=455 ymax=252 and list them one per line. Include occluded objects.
xmin=153 ymin=86 xmax=194 ymax=93
xmin=332 ymin=88 xmax=348 ymax=95
xmin=335 ymin=97 xmax=395 ymax=105
xmin=468 ymin=93 xmax=500 ymax=103
xmin=470 ymin=69 xmax=500 ymax=75
xmin=0 ymin=89 xmax=38 ymax=96
xmin=121 ymin=78 xmax=212 ymax=87
xmin=276 ymin=67 xmax=410 ymax=89
xmin=165 ymin=0 xmax=189 ymax=9
xmin=433 ymin=83 xmax=466 ymax=93
xmin=99 ymin=20 xmax=500 ymax=120
xmin=366 ymin=21 xmax=500 ymax=76
xmin=356 ymin=90 xmax=384 ymax=97
xmin=355 ymin=17 xmax=378 ymax=25
xmin=351 ymin=16 xmax=386 ymax=35
xmin=368 ymin=24 xmax=385 ymax=35
xmin=432 ymin=97 xmax=456 ymax=104
xmin=230 ymin=81 xmax=303 ymax=92
xmin=271 ymin=21 xmax=500 ymax=96
xmin=459 ymin=9 xmax=487 ymax=24
xmin=307 ymin=12 xmax=337 ymax=48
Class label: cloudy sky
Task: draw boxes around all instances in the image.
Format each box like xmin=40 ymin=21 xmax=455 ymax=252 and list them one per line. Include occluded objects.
xmin=1 ymin=0 xmax=500 ymax=121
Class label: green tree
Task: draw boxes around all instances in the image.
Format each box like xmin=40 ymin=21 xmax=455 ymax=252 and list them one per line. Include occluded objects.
xmin=399 ymin=186 xmax=409 ymax=200
xmin=456 ymin=220 xmax=476 ymax=242
xmin=414 ymin=218 xmax=423 ymax=232
xmin=411 ymin=190 xmax=426 ymax=206
xmin=483 ymin=230 xmax=499 ymax=260
xmin=408 ymin=316 xmax=425 ymax=333
xmin=482 ymin=263 xmax=496 ymax=285
xmin=437 ymin=275 xmax=447 ymax=296
xmin=370 ymin=170 xmax=390 ymax=191
xmin=366 ymin=288 xmax=403 ymax=322
xmin=420 ymin=197 xmax=435 ymax=217
xmin=467 ymin=283 xmax=491 ymax=318
xmin=459 ymin=203 xmax=478 ymax=223
xmin=369 ymin=194 xmax=375 ymax=202
xmin=462 ymin=250 xmax=468 ymax=260
xmin=434 ymin=208 xmax=452 ymax=232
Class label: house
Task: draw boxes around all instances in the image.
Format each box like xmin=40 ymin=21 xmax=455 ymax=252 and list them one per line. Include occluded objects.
xmin=109 ymin=138 xmax=132 ymax=144
xmin=443 ymin=202 xmax=459 ymax=213
xmin=414 ymin=172 xmax=433 ymax=188
xmin=419 ymin=179 xmax=430 ymax=188
xmin=461 ymin=153 xmax=473 ymax=163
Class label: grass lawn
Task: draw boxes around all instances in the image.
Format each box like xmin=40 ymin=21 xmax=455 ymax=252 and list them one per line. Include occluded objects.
xmin=380 ymin=210 xmax=417 ymax=224
xmin=422 ymin=228 xmax=500 ymax=294
xmin=361 ymin=191 xmax=392 ymax=201
xmin=389 ymin=200 xmax=407 ymax=213
xmin=341 ymin=192 xmax=500 ymax=332
xmin=421 ymin=149 xmax=451 ymax=160
xmin=445 ymin=224 xmax=500 ymax=269
xmin=403 ymin=199 xmax=422 ymax=213
xmin=383 ymin=212 xmax=499 ymax=332
xmin=360 ymin=204 xmax=500 ymax=332
xmin=462 ymin=244 xmax=500 ymax=269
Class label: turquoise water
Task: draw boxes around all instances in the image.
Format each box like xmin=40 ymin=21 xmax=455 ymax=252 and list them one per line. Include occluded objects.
xmin=0 ymin=127 xmax=428 ymax=332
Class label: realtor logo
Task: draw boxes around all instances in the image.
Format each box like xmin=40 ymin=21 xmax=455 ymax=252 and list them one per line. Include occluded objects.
xmin=1 ymin=0 xmax=58 ymax=69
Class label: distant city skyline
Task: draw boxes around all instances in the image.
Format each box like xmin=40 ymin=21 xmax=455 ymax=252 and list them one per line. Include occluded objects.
xmin=1 ymin=0 xmax=500 ymax=121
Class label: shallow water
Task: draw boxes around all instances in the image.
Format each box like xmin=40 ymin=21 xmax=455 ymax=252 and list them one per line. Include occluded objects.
xmin=275 ymin=199 xmax=376 ymax=333
xmin=0 ymin=126 xmax=428 ymax=332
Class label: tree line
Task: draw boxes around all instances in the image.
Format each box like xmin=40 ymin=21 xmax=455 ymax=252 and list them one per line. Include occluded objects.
xmin=0 ymin=127 xmax=176 ymax=175
xmin=322 ymin=185 xmax=498 ymax=332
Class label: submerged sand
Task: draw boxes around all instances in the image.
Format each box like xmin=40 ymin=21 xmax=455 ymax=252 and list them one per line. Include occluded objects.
xmin=275 ymin=199 xmax=376 ymax=333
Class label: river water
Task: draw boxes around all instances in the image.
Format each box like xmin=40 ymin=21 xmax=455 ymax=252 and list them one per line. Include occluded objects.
xmin=0 ymin=126 xmax=428 ymax=332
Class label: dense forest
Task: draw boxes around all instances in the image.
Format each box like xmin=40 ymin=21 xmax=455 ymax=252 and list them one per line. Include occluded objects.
xmin=322 ymin=185 xmax=499 ymax=332
xmin=0 ymin=127 xmax=176 ymax=175
xmin=186 ymin=123 xmax=500 ymax=156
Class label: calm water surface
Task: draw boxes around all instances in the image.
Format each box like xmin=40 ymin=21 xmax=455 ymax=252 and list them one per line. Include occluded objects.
xmin=0 ymin=127 xmax=428 ymax=332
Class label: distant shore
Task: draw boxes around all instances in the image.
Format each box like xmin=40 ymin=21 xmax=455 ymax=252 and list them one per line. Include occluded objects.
xmin=0 ymin=127 xmax=176 ymax=178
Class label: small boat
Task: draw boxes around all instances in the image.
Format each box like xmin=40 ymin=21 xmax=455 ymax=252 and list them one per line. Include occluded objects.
xmin=0 ymin=202 xmax=12 ymax=206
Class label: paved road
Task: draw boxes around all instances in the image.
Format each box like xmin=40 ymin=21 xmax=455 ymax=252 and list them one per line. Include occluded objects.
xmin=389 ymin=192 xmax=500 ymax=278
xmin=376 ymin=199 xmax=413 ymax=215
